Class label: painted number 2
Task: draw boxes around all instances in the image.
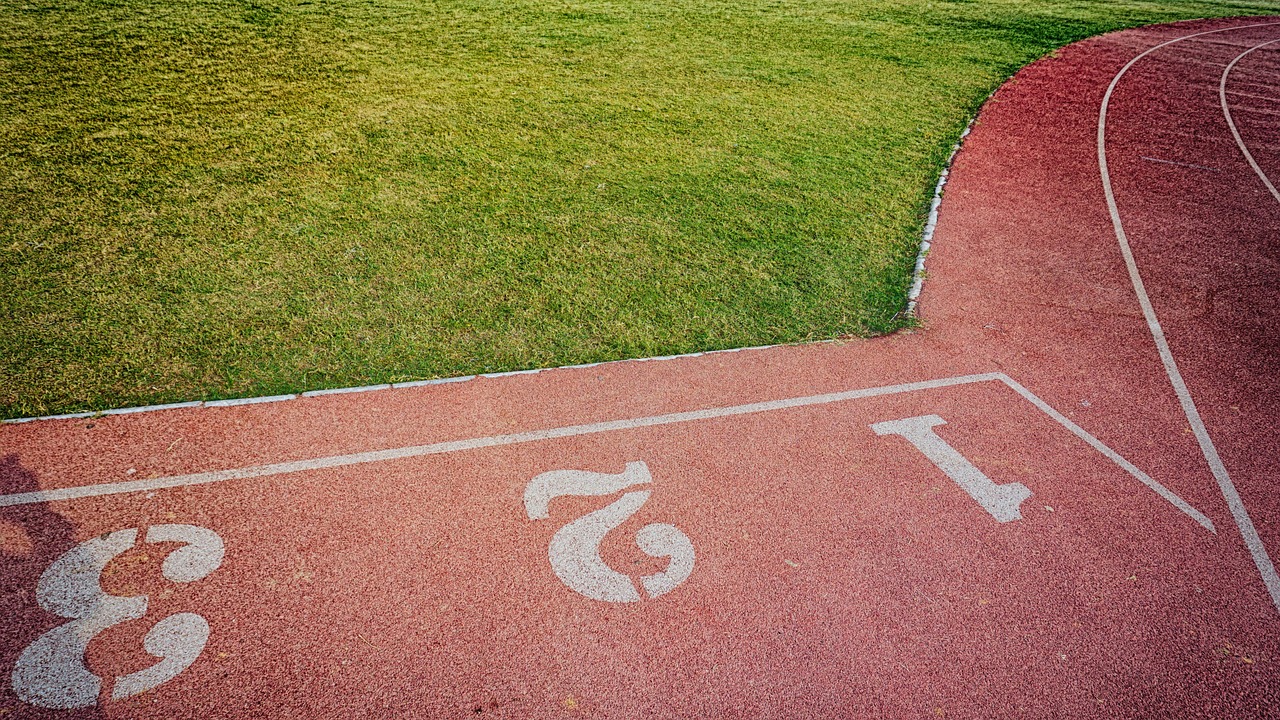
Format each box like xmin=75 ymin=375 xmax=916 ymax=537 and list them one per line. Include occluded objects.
xmin=12 ymin=524 xmax=224 ymax=709
xmin=525 ymin=461 xmax=695 ymax=603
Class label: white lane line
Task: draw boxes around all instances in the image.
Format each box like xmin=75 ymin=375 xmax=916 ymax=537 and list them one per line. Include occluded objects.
xmin=1000 ymin=375 xmax=1213 ymax=532
xmin=0 ymin=374 xmax=1000 ymax=507
xmin=1097 ymin=20 xmax=1280 ymax=611
xmin=1221 ymin=38 xmax=1280 ymax=203
xmin=0 ymin=372 xmax=1213 ymax=535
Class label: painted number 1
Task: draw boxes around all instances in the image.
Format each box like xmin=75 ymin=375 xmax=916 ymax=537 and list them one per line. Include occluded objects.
xmin=872 ymin=414 xmax=1032 ymax=523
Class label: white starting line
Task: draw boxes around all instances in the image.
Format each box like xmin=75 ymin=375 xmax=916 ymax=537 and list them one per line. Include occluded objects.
xmin=0 ymin=371 xmax=1215 ymax=535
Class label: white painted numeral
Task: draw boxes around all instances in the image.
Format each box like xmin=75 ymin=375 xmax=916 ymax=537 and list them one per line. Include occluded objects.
xmin=525 ymin=461 xmax=694 ymax=602
xmin=872 ymin=414 xmax=1032 ymax=523
xmin=12 ymin=524 xmax=224 ymax=709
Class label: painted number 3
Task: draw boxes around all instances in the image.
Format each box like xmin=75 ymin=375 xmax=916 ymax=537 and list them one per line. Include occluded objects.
xmin=12 ymin=524 xmax=224 ymax=709
xmin=525 ymin=461 xmax=695 ymax=603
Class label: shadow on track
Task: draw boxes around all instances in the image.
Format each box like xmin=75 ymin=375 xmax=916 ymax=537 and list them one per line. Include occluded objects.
xmin=0 ymin=453 xmax=105 ymax=719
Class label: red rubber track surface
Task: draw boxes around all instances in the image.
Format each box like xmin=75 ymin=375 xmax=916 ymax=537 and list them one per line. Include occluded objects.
xmin=2 ymin=16 xmax=1279 ymax=719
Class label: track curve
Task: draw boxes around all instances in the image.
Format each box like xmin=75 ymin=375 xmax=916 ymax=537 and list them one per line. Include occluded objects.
xmin=2 ymin=15 xmax=1279 ymax=719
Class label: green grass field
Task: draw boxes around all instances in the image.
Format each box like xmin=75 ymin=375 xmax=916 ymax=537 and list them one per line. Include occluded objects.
xmin=2 ymin=0 xmax=1275 ymax=418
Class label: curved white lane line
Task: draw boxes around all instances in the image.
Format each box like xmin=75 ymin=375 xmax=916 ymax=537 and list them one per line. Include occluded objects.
xmin=1098 ymin=20 xmax=1280 ymax=612
xmin=1221 ymin=38 xmax=1280 ymax=203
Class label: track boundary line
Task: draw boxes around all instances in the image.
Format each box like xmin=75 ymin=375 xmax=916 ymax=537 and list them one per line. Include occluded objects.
xmin=0 ymin=372 xmax=1215 ymax=534
xmin=1221 ymin=37 xmax=1280 ymax=203
xmin=906 ymin=119 xmax=978 ymax=316
xmin=2 ymin=344 xmax=785 ymax=425
xmin=1096 ymin=18 xmax=1280 ymax=611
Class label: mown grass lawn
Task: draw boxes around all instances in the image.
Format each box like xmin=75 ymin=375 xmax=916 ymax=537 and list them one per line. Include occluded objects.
xmin=2 ymin=0 xmax=1275 ymax=418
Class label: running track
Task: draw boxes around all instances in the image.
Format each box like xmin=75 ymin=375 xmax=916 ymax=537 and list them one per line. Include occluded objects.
xmin=2 ymin=16 xmax=1279 ymax=718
